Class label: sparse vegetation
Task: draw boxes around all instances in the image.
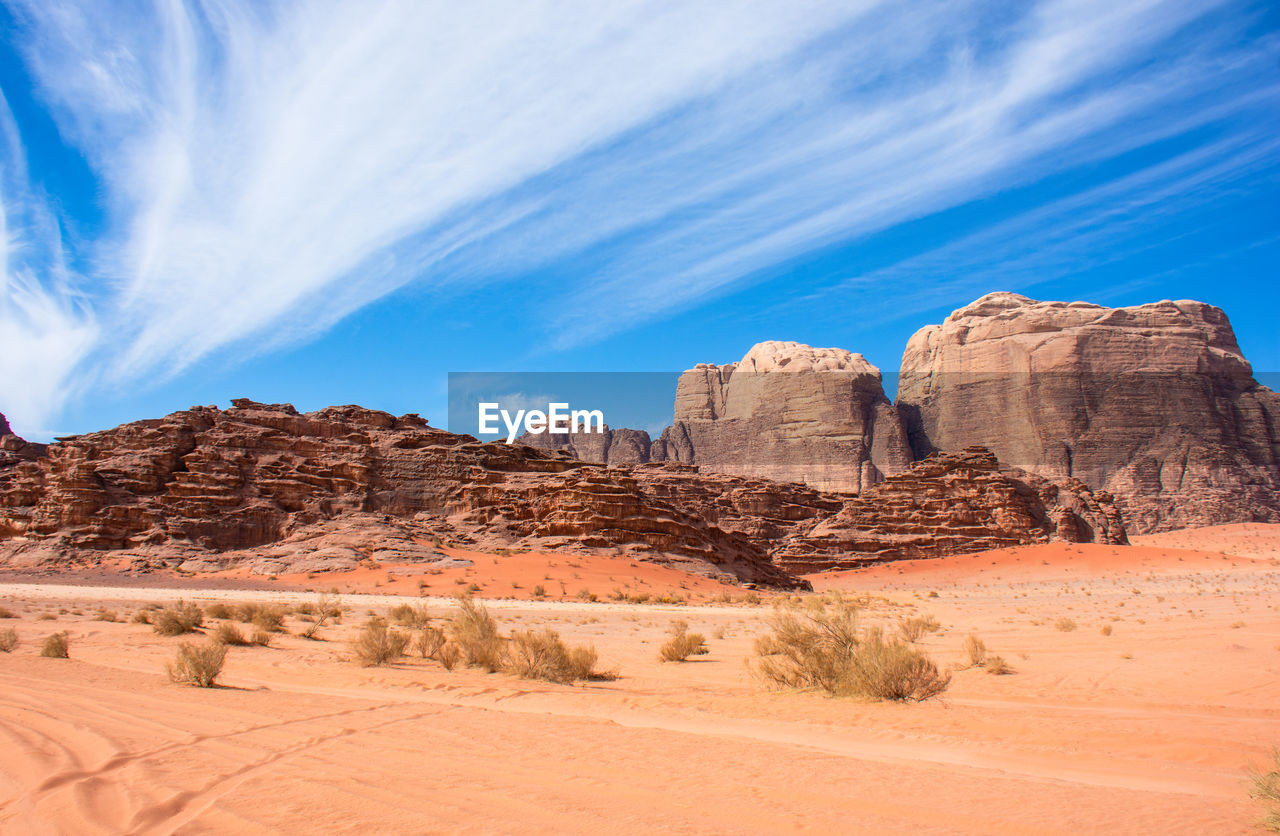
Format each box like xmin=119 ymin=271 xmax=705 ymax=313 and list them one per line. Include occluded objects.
xmin=130 ymin=610 xmax=151 ymax=625
xmin=1249 ymin=748 xmax=1280 ymax=832
xmin=0 ymin=606 xmax=16 ymax=618
xmin=152 ymin=601 xmax=204 ymax=636
xmin=448 ymin=597 xmax=505 ymax=672
xmin=897 ymin=614 xmax=941 ymax=643
xmin=40 ymin=632 xmax=70 ymax=658
xmin=963 ymin=634 xmax=988 ymax=668
xmin=389 ymin=602 xmax=430 ymax=629
xmin=352 ymin=617 xmax=410 ymax=667
xmin=415 ymin=625 xmax=446 ymax=660
xmin=205 ymin=603 xmax=234 ymax=620
xmin=92 ymin=609 xmax=118 ymax=622
xmin=301 ymin=593 xmax=342 ymax=639
xmin=506 ymin=628 xmax=609 ymax=683
xmin=0 ymin=627 xmax=17 ymax=653
xmin=1054 ymin=617 xmax=1078 ymax=632
xmin=984 ymin=655 xmax=1012 ymax=675
xmin=168 ymin=640 xmax=227 ymax=687
xmin=249 ymin=629 xmax=272 ymax=647
xmin=754 ymin=602 xmax=949 ymax=701
xmin=214 ymin=622 xmax=249 ymax=646
xmin=658 ymin=620 xmax=709 ymax=662
xmin=1100 ymin=624 xmax=1113 ymax=636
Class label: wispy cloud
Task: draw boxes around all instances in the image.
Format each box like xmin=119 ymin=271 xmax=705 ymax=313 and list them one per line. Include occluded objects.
xmin=0 ymin=0 xmax=1276 ymax=435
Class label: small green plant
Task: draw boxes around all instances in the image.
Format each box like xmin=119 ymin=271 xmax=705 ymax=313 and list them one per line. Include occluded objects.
xmin=0 ymin=627 xmax=17 ymax=652
xmin=352 ymin=617 xmax=410 ymax=667
xmin=659 ymin=620 xmax=709 ymax=663
xmin=40 ymin=632 xmax=70 ymax=658
xmin=168 ymin=640 xmax=227 ymax=687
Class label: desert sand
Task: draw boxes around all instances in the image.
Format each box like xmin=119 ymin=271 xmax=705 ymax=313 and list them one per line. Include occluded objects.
xmin=2 ymin=525 xmax=1279 ymax=834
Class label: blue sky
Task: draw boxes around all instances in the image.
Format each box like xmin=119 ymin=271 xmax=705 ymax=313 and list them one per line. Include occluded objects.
xmin=0 ymin=0 xmax=1277 ymax=441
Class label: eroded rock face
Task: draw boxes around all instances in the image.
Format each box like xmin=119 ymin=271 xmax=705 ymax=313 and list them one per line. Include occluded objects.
xmin=897 ymin=293 xmax=1280 ymax=532
xmin=0 ymin=412 xmax=48 ymax=472
xmin=771 ymin=448 xmax=1126 ymax=573
xmin=656 ymin=341 xmax=914 ymax=492
xmin=0 ymin=401 xmax=1123 ymax=582
xmin=0 ymin=401 xmax=802 ymax=587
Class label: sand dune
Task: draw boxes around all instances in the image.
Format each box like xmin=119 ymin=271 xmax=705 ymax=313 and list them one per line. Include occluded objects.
xmin=2 ymin=531 xmax=1278 ymax=833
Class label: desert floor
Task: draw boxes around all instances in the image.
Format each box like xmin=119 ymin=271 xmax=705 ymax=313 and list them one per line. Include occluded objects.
xmin=1 ymin=523 xmax=1278 ymax=834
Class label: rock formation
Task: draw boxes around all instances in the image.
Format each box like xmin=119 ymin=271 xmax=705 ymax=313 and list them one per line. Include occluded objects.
xmin=897 ymin=293 xmax=1280 ymax=533
xmin=0 ymin=400 xmax=1123 ymax=581
xmin=771 ymin=448 xmax=1126 ymax=573
xmin=0 ymin=413 xmax=47 ymax=472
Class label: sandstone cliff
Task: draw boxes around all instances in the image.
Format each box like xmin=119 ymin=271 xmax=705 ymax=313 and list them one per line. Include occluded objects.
xmin=897 ymin=293 xmax=1280 ymax=532
xmin=656 ymin=341 xmax=914 ymax=492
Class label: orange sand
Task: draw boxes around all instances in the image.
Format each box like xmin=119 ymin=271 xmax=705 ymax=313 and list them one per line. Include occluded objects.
xmin=1 ymin=525 xmax=1278 ymax=833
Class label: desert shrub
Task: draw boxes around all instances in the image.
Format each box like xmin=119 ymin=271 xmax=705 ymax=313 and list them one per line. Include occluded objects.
xmin=984 ymin=655 xmax=1012 ymax=675
xmin=152 ymin=601 xmax=204 ymax=636
xmin=658 ymin=620 xmax=709 ymax=663
xmin=92 ymin=609 xmax=118 ymax=622
xmin=40 ymin=632 xmax=70 ymax=658
xmin=754 ymin=602 xmax=949 ymax=702
xmin=531 ymin=585 xmax=547 ymax=598
xmin=1100 ymin=624 xmax=1113 ymax=636
xmin=963 ymin=634 xmax=988 ymax=668
xmin=389 ymin=602 xmax=430 ymax=629
xmin=37 ymin=613 xmax=56 ymax=621
xmin=250 ymin=606 xmax=286 ymax=633
xmin=447 ymin=597 xmax=505 ymax=672
xmin=505 ymin=628 xmax=606 ymax=684
xmin=1250 ymin=748 xmax=1280 ymax=833
xmin=0 ymin=627 xmax=17 ymax=652
xmin=301 ymin=593 xmax=342 ymax=639
xmin=353 ymin=617 xmax=410 ymax=667
xmin=214 ymin=622 xmax=249 ymax=646
xmin=0 ymin=606 xmax=16 ymax=619
xmin=168 ymin=640 xmax=227 ymax=687
xmin=416 ymin=625 xmax=446 ymax=660
xmin=205 ymin=602 xmax=233 ymax=620
xmin=436 ymin=642 xmax=461 ymax=671
xmin=897 ymin=615 xmax=941 ymax=643
xmin=130 ymin=610 xmax=151 ymax=625
xmin=1054 ymin=617 xmax=1078 ymax=632
xmin=249 ymin=628 xmax=272 ymax=647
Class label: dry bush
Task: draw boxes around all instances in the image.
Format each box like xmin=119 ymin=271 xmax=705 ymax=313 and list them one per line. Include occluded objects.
xmin=897 ymin=614 xmax=941 ymax=643
xmin=415 ymin=625 xmax=446 ymax=660
xmin=352 ymin=617 xmax=410 ymax=667
xmin=389 ymin=602 xmax=430 ymax=629
xmin=130 ymin=610 xmax=151 ymax=625
xmin=984 ymin=655 xmax=1012 ymax=675
xmin=300 ymin=593 xmax=342 ymax=639
xmin=659 ymin=620 xmax=709 ymax=663
xmin=505 ymin=628 xmax=607 ymax=683
xmin=1100 ymin=624 xmax=1113 ymax=636
xmin=37 ymin=613 xmax=56 ymax=621
xmin=1054 ymin=617 xmax=1078 ymax=632
xmin=92 ymin=609 xmax=118 ymax=622
xmin=0 ymin=627 xmax=17 ymax=653
xmin=436 ymin=642 xmax=461 ymax=671
xmin=205 ymin=603 xmax=233 ymax=620
xmin=247 ymin=606 xmax=286 ymax=634
xmin=448 ymin=597 xmax=505 ymax=672
xmin=249 ymin=628 xmax=272 ymax=647
xmin=40 ymin=632 xmax=70 ymax=658
xmin=1250 ymin=748 xmax=1280 ymax=833
xmin=214 ymin=622 xmax=249 ymax=646
xmin=168 ymin=640 xmax=227 ymax=687
xmin=963 ymin=634 xmax=988 ymax=668
xmin=754 ymin=602 xmax=949 ymax=702
xmin=152 ymin=601 xmax=204 ymax=636
xmin=0 ymin=606 xmax=17 ymax=619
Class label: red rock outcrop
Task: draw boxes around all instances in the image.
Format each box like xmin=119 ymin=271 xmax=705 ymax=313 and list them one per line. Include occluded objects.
xmin=0 ymin=401 xmax=1124 ymax=582
xmin=897 ymin=293 xmax=1280 ymax=533
xmin=770 ymin=448 xmax=1126 ymax=573
xmin=0 ymin=412 xmax=47 ymax=472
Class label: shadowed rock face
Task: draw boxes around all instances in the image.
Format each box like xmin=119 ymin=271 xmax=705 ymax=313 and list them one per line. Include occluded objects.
xmin=0 ymin=401 xmax=1122 ymax=581
xmin=897 ymin=293 xmax=1280 ymax=533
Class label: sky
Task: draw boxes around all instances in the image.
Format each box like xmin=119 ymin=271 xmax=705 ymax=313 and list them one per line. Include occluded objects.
xmin=0 ymin=0 xmax=1277 ymax=441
